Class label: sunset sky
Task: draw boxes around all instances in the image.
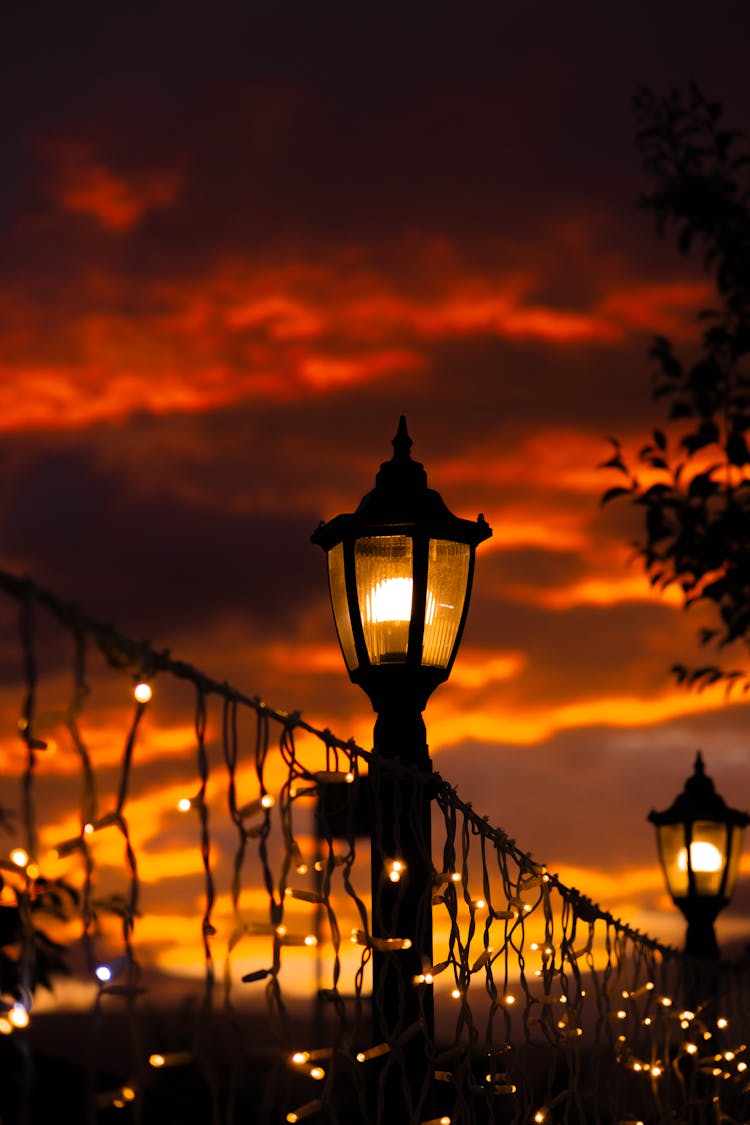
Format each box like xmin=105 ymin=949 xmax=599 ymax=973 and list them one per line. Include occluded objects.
xmin=4 ymin=1 xmax=750 ymax=996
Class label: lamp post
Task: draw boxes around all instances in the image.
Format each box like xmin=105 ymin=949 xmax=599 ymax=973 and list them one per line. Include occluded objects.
xmin=312 ymin=418 xmax=491 ymax=1121
xmin=648 ymin=752 xmax=748 ymax=958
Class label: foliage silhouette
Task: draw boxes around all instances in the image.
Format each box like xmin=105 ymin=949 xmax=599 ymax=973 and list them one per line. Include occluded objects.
xmin=602 ymin=84 xmax=750 ymax=692
xmin=0 ymin=809 xmax=76 ymax=1009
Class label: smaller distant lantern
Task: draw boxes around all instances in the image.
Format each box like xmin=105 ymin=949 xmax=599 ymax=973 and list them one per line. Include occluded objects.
xmin=648 ymin=752 xmax=748 ymax=958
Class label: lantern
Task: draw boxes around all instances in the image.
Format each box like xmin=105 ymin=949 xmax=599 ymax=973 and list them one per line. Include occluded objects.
xmin=311 ymin=417 xmax=491 ymax=718
xmin=648 ymin=752 xmax=748 ymax=957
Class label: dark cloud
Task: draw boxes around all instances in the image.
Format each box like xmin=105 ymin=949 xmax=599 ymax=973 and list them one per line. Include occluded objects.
xmin=1 ymin=445 xmax=321 ymax=641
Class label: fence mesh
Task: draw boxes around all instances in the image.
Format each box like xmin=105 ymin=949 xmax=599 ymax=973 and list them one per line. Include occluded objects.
xmin=0 ymin=567 xmax=748 ymax=1125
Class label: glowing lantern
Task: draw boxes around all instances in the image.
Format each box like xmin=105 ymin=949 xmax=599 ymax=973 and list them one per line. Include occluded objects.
xmin=648 ymin=752 xmax=748 ymax=957
xmin=311 ymin=417 xmax=491 ymax=726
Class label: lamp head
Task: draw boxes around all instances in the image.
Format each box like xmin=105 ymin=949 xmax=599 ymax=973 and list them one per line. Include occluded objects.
xmin=312 ymin=418 xmax=491 ymax=713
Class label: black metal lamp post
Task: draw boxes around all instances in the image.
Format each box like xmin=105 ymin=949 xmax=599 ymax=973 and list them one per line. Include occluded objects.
xmin=648 ymin=752 xmax=748 ymax=959
xmin=312 ymin=417 xmax=491 ymax=1120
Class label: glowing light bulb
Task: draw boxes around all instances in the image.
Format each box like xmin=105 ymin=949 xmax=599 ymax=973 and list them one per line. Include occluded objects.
xmin=9 ymin=1004 xmax=29 ymax=1029
xmin=26 ymin=863 xmax=39 ymax=879
xmin=121 ymin=1087 xmax=136 ymax=1101
xmin=149 ymin=1054 xmax=166 ymax=1068
xmin=177 ymin=798 xmax=191 ymax=812
xmin=83 ymin=823 xmax=94 ymax=836
xmin=451 ymin=988 xmax=462 ymax=999
xmin=95 ymin=965 xmax=112 ymax=982
xmin=304 ymin=935 xmax=317 ymax=947
xmin=504 ymin=994 xmax=515 ymax=1005
xmin=717 ymin=1018 xmax=729 ymax=1029
xmin=366 ymin=578 xmax=413 ymax=623
xmin=10 ymin=848 xmax=29 ymax=867
xmin=685 ymin=1044 xmax=698 ymax=1055
xmin=261 ymin=794 xmax=275 ymax=808
xmin=310 ymin=1067 xmax=325 ymax=1080
xmin=134 ymin=682 xmax=152 ymax=703
xmin=677 ymin=841 xmax=723 ymax=873
xmin=0 ymin=1018 xmax=11 ymax=1035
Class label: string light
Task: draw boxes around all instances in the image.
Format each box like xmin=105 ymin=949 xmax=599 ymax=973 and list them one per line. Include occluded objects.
xmin=285 ymin=1099 xmax=321 ymax=1122
xmin=148 ymin=1052 xmax=192 ymax=1067
xmin=9 ymin=848 xmax=29 ymax=867
xmin=7 ymin=563 xmax=750 ymax=1125
xmin=9 ymin=1004 xmax=29 ymax=1029
xmin=133 ymin=682 xmax=152 ymax=703
xmin=387 ymin=859 xmax=405 ymax=882
xmin=356 ymin=1043 xmax=390 ymax=1062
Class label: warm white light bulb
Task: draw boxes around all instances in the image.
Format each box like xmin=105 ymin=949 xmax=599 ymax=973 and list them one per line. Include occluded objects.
xmin=134 ymin=682 xmax=152 ymax=704
xmin=9 ymin=1004 xmax=29 ymax=1029
xmin=177 ymin=798 xmax=191 ymax=812
xmin=95 ymin=965 xmax=112 ymax=982
xmin=677 ymin=840 xmax=723 ymax=873
xmin=366 ymin=578 xmax=413 ymax=623
xmin=10 ymin=848 xmax=29 ymax=867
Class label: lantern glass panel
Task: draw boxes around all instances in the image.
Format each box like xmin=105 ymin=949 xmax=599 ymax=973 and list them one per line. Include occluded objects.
xmin=724 ymin=824 xmax=744 ymax=899
xmin=327 ymin=541 xmax=359 ymax=672
xmin=659 ymin=820 xmax=728 ymax=899
xmin=423 ymin=539 xmax=471 ymax=668
xmin=355 ymin=535 xmax=413 ymax=664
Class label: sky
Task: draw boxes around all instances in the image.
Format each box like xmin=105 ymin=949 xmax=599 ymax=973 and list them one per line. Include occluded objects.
xmin=3 ymin=1 xmax=750 ymax=1000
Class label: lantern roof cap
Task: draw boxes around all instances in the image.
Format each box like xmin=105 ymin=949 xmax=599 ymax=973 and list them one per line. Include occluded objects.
xmin=648 ymin=751 xmax=750 ymax=828
xmin=312 ymin=417 xmax=492 ymax=547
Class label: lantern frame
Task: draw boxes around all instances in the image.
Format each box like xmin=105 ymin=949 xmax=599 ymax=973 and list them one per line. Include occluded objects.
xmin=311 ymin=417 xmax=492 ymax=715
xmin=648 ymin=751 xmax=748 ymax=956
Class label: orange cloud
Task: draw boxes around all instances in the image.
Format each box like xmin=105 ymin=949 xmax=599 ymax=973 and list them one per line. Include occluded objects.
xmin=429 ymin=681 xmax=744 ymax=749
xmin=0 ymin=244 xmax=712 ymax=432
xmin=51 ymin=144 xmax=183 ymax=231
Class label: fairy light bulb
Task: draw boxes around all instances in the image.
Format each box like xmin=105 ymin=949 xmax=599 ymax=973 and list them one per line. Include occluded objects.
xmin=261 ymin=794 xmax=275 ymax=809
xmin=149 ymin=1054 xmax=166 ymax=1068
xmin=0 ymin=1017 xmax=11 ymax=1035
xmin=387 ymin=859 xmax=405 ymax=882
xmin=717 ymin=1018 xmax=728 ymax=1029
xmin=9 ymin=1004 xmax=29 ymax=1029
xmin=95 ymin=965 xmax=112 ymax=982
xmin=177 ymin=798 xmax=192 ymax=812
xmin=134 ymin=682 xmax=152 ymax=703
xmin=10 ymin=848 xmax=29 ymax=867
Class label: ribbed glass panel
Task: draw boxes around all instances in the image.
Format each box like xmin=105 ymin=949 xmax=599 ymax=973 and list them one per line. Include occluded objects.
xmin=724 ymin=825 xmax=744 ymax=898
xmin=422 ymin=539 xmax=470 ymax=668
xmin=327 ymin=542 xmax=358 ymax=671
xmin=355 ymin=535 xmax=413 ymax=664
xmin=660 ymin=820 xmax=727 ymax=898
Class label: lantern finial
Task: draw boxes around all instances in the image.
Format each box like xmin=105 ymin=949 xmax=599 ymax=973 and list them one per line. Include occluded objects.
xmin=393 ymin=416 xmax=413 ymax=461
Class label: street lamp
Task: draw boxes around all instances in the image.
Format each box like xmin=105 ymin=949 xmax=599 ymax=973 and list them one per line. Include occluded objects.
xmin=648 ymin=752 xmax=748 ymax=958
xmin=312 ymin=417 xmax=491 ymax=1120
